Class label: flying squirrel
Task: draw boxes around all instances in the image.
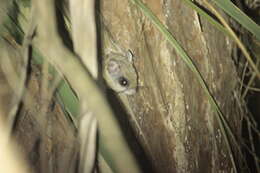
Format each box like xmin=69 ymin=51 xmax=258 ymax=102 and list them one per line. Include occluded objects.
xmin=103 ymin=50 xmax=138 ymax=95
xmin=101 ymin=15 xmax=138 ymax=95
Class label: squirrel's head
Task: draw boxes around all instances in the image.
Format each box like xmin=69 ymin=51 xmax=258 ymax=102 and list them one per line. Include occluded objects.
xmin=103 ymin=51 xmax=138 ymax=95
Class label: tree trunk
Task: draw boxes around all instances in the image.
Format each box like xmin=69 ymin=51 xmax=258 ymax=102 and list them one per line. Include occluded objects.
xmin=100 ymin=0 xmax=243 ymax=172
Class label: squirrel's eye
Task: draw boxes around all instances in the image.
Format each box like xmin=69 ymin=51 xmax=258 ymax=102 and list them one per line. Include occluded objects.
xmin=118 ymin=77 xmax=129 ymax=87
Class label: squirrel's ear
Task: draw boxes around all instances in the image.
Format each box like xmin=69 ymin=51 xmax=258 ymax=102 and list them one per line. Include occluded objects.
xmin=107 ymin=60 xmax=120 ymax=75
xmin=126 ymin=50 xmax=134 ymax=62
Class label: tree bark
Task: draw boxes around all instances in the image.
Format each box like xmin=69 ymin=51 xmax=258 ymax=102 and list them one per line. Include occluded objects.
xmin=100 ymin=0 xmax=243 ymax=172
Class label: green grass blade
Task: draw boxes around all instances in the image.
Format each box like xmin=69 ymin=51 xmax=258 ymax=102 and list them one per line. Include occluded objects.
xmin=212 ymin=0 xmax=260 ymax=41
xmin=131 ymin=0 xmax=238 ymax=172
xmin=57 ymin=80 xmax=79 ymax=117
xmin=31 ymin=48 xmax=80 ymax=119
